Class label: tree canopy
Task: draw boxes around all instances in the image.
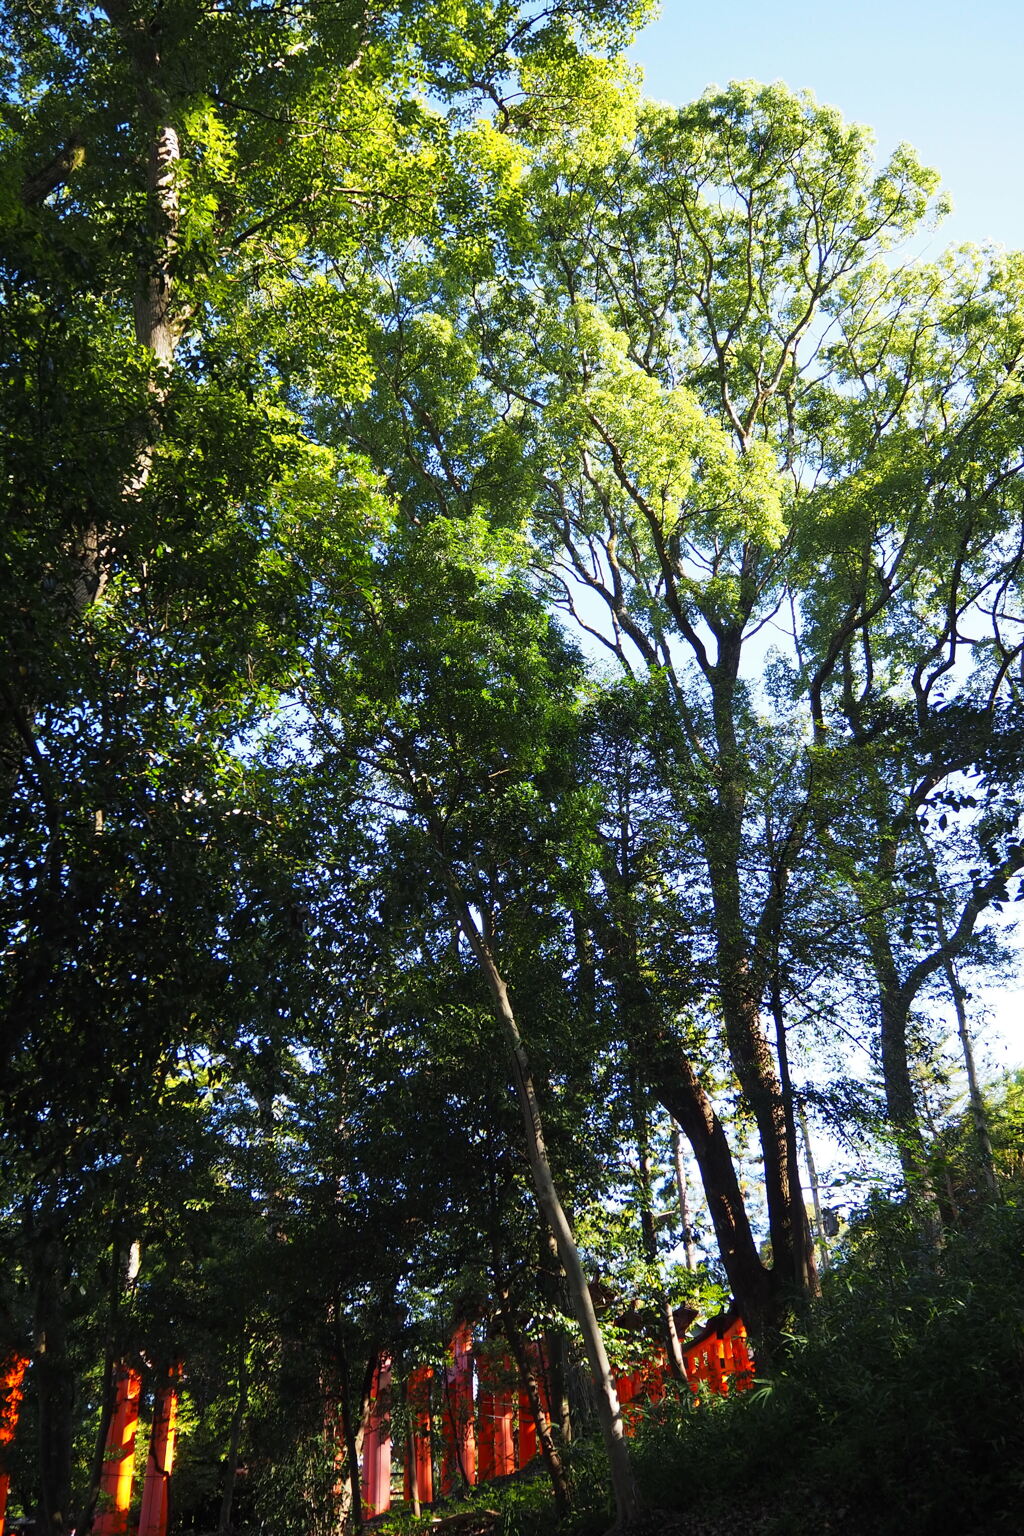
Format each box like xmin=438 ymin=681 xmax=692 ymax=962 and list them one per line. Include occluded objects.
xmin=2 ymin=13 xmax=1023 ymax=1535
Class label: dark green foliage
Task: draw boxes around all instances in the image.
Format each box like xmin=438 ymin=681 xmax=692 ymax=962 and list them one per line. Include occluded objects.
xmin=625 ymin=1196 xmax=1024 ymax=1535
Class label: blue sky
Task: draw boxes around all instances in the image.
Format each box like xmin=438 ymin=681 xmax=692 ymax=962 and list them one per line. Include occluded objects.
xmin=628 ymin=0 xmax=1024 ymax=254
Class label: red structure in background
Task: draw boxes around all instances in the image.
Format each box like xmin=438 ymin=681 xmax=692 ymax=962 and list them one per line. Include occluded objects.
xmin=403 ymin=1365 xmax=433 ymax=1509
xmin=681 ymin=1312 xmax=753 ymax=1401
xmin=360 ymin=1358 xmax=393 ymax=1518
xmin=137 ymin=1366 xmax=180 ymax=1536
xmin=0 ymin=1355 xmax=28 ymax=1536
xmin=359 ymin=1309 xmax=753 ymax=1517
xmin=476 ymin=1352 xmax=514 ymax=1482
xmin=94 ymin=1365 xmax=143 ymax=1536
xmin=439 ymin=1323 xmax=477 ymax=1496
xmin=0 ymin=1311 xmax=752 ymax=1530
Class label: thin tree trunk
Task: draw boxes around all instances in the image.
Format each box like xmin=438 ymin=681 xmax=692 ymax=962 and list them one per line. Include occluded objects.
xmin=627 ymin=1066 xmax=686 ymax=1382
xmin=75 ymin=1355 xmax=116 ymax=1536
xmin=796 ymin=1098 xmax=828 ymax=1272
xmin=335 ymin=1332 xmax=369 ymax=1534
xmin=916 ymin=842 xmax=999 ymax=1198
xmin=942 ymin=955 xmax=999 ymax=1197
xmin=447 ymin=885 xmax=641 ymax=1531
xmin=768 ymin=974 xmax=819 ymax=1297
xmin=494 ymin=1290 xmax=571 ymax=1520
xmin=34 ymin=1233 xmax=74 ymax=1536
xmin=670 ymin=1122 xmax=697 ymax=1272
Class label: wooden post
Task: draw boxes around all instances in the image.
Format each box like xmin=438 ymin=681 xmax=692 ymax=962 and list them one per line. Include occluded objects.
xmin=0 ymin=1355 xmax=28 ymax=1536
xmin=492 ymin=1358 xmax=514 ymax=1477
xmin=94 ymin=1365 xmax=142 ymax=1536
xmin=477 ymin=1363 xmax=495 ymax=1484
xmin=440 ymin=1325 xmax=476 ymax=1496
xmin=360 ymin=1357 xmax=392 ymax=1517
xmin=138 ymin=1366 xmax=180 ymax=1536
xmin=516 ymin=1384 xmax=536 ymax=1468
xmin=403 ymin=1365 xmax=433 ymax=1510
xmin=707 ymin=1334 xmax=725 ymax=1396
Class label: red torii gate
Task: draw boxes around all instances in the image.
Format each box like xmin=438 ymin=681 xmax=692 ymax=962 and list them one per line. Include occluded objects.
xmin=0 ymin=1357 xmax=180 ymax=1536
xmin=94 ymin=1366 xmax=143 ymax=1536
xmin=0 ymin=1316 xmax=752 ymax=1530
xmin=357 ymin=1312 xmax=753 ymax=1517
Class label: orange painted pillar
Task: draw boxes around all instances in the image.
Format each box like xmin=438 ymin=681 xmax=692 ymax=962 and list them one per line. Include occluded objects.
xmin=440 ymin=1325 xmax=476 ymax=1495
xmin=727 ymin=1320 xmax=754 ymax=1390
xmin=360 ymin=1357 xmax=392 ymax=1517
xmin=615 ymin=1370 xmax=642 ymax=1436
xmin=516 ymin=1386 xmax=536 ymax=1467
xmin=683 ymin=1342 xmax=705 ymax=1399
xmin=492 ymin=1358 xmax=514 ymax=1477
xmin=478 ymin=1354 xmax=513 ymax=1481
xmin=515 ymin=1341 xmax=551 ymax=1469
xmin=0 ymin=1354 xmax=28 ymax=1536
xmin=707 ymin=1335 xmax=725 ymax=1396
xmin=95 ymin=1365 xmax=142 ymax=1536
xmin=403 ymin=1365 xmax=433 ymax=1508
xmin=477 ymin=1366 xmax=495 ymax=1484
xmin=138 ymin=1367 xmax=180 ymax=1536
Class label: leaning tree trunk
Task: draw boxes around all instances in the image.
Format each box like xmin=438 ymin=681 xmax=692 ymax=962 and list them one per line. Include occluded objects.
xmin=445 ymin=881 xmax=642 ymax=1532
xmin=493 ymin=1284 xmax=571 ymax=1520
xmin=626 ymin=1060 xmax=686 ymax=1382
xmin=670 ymin=1122 xmax=697 ymax=1272
xmin=591 ymin=902 xmax=778 ymax=1347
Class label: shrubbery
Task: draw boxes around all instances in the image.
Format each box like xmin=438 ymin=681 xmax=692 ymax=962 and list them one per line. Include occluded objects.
xmin=627 ymin=1194 xmax=1024 ymax=1534
xmin=412 ymin=1191 xmax=1024 ymax=1536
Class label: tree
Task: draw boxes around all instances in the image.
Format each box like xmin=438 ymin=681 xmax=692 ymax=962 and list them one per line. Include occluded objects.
xmin=343 ymin=80 xmax=1024 ymax=1323
xmin=295 ymin=512 xmax=644 ymax=1528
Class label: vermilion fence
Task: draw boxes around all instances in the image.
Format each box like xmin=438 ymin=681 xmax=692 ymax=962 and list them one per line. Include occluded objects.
xmin=0 ymin=1316 xmax=751 ymax=1530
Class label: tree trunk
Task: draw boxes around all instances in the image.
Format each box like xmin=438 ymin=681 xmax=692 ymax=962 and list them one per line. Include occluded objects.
xmin=796 ymin=1098 xmax=829 ymax=1273
xmin=627 ymin=1065 xmax=686 ymax=1382
xmin=922 ymin=876 xmax=1000 ymax=1198
xmin=710 ymin=897 xmax=808 ymax=1300
xmin=670 ymin=1122 xmax=697 ymax=1272
xmin=650 ymin=1053 xmax=776 ymax=1341
xmin=768 ymin=976 xmax=819 ymax=1297
xmin=449 ymin=888 xmax=642 ymax=1532
xmin=494 ymin=1293 xmax=571 ymax=1519
xmin=704 ymin=646 xmax=812 ymax=1309
xmin=591 ymin=901 xmax=777 ymax=1344
xmin=218 ymin=1349 xmax=249 ymax=1536
xmin=874 ymin=964 xmax=926 ymax=1178
xmin=335 ymin=1333 xmax=370 ymax=1534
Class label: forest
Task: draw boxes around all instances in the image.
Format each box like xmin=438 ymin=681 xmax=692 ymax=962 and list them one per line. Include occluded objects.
xmin=1 ymin=2 xmax=1023 ymax=1534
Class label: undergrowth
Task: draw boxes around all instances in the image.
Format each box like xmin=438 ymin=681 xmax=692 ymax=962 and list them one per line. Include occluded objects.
xmin=628 ymin=1194 xmax=1024 ymax=1535
xmin=383 ymin=1196 xmax=1024 ymax=1536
